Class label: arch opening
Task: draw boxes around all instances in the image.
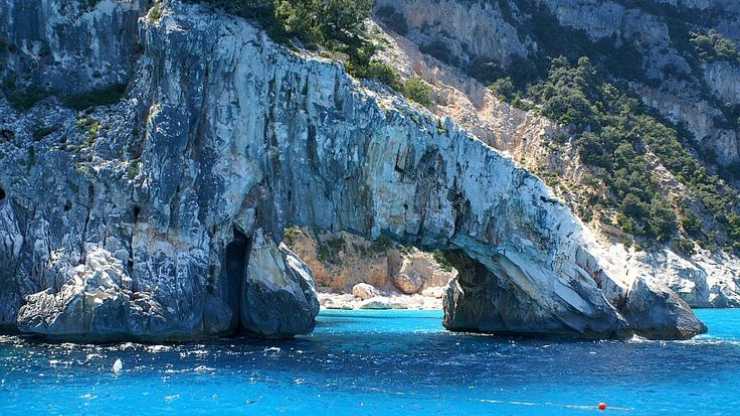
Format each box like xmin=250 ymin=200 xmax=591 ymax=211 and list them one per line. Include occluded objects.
xmin=223 ymin=228 xmax=251 ymax=332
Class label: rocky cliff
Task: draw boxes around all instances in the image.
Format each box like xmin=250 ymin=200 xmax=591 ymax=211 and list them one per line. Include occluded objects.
xmin=375 ymin=0 xmax=740 ymax=175
xmin=373 ymin=0 xmax=740 ymax=307
xmin=0 ymin=0 xmax=706 ymax=341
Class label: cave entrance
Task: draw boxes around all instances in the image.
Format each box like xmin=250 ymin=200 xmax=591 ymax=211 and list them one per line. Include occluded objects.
xmin=224 ymin=228 xmax=250 ymax=332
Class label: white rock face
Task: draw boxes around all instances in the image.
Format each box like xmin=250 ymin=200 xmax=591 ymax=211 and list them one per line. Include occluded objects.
xmin=240 ymin=230 xmax=320 ymax=338
xmin=17 ymin=246 xmax=169 ymax=342
xmin=372 ymin=2 xmax=740 ymax=307
xmin=0 ymin=0 xmax=707 ymax=341
xmin=594 ymin=244 xmax=740 ymax=308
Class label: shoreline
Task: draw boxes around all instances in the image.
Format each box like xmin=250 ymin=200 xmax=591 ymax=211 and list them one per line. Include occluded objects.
xmin=318 ymin=288 xmax=445 ymax=311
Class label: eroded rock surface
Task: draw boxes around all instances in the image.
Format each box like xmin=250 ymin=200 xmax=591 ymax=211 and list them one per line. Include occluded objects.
xmin=0 ymin=0 xmax=707 ymax=341
xmin=372 ymin=2 xmax=740 ymax=308
xmin=17 ymin=246 xmax=170 ymax=342
xmin=240 ymin=231 xmax=319 ymax=338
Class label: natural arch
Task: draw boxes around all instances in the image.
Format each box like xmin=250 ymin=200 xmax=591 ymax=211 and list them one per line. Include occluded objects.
xmin=223 ymin=228 xmax=250 ymax=332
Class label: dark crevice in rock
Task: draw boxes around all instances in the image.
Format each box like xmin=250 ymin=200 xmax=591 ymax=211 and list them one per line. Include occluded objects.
xmin=0 ymin=185 xmax=6 ymax=201
xmin=224 ymin=227 xmax=251 ymax=333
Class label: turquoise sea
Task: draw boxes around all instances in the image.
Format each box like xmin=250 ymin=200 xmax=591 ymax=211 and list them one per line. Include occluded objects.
xmin=1 ymin=309 xmax=739 ymax=415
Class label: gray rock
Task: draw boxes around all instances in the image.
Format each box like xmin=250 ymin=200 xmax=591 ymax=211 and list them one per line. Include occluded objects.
xmin=0 ymin=0 xmax=147 ymax=95
xmin=442 ymin=251 xmax=632 ymax=339
xmin=240 ymin=230 xmax=320 ymax=338
xmin=621 ymin=278 xmax=708 ymax=340
xmin=0 ymin=0 xmax=707 ymax=342
xmin=16 ymin=245 xmax=172 ymax=342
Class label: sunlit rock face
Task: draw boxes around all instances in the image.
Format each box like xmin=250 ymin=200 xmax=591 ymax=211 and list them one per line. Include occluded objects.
xmin=0 ymin=0 xmax=705 ymax=341
xmin=374 ymin=0 xmax=740 ymax=175
xmin=372 ymin=0 xmax=740 ymax=306
xmin=0 ymin=0 xmax=148 ymax=95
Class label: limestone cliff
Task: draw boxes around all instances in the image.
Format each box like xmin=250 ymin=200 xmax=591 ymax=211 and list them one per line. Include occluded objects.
xmin=375 ymin=0 xmax=740 ymax=175
xmin=372 ymin=0 xmax=740 ymax=307
xmin=0 ymin=0 xmax=706 ymax=341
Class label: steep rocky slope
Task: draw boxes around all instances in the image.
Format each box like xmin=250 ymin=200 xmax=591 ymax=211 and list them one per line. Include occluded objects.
xmin=376 ymin=0 xmax=740 ymax=176
xmin=0 ymin=0 xmax=705 ymax=341
xmin=372 ymin=0 xmax=740 ymax=307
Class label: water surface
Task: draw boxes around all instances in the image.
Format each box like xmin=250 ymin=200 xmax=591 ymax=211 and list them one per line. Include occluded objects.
xmin=1 ymin=309 xmax=739 ymax=415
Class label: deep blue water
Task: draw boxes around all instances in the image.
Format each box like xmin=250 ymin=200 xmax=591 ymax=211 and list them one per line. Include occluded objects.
xmin=1 ymin=309 xmax=739 ymax=415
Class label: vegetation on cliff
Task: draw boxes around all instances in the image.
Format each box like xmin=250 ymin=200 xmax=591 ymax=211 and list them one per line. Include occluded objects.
xmin=386 ymin=0 xmax=740 ymax=254
xmin=527 ymin=57 xmax=739 ymax=253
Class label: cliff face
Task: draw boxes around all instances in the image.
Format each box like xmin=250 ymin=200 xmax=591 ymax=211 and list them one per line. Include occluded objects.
xmin=373 ymin=0 xmax=740 ymax=307
xmin=0 ymin=0 xmax=147 ymax=95
xmin=0 ymin=0 xmax=705 ymax=341
xmin=375 ymin=0 xmax=740 ymax=173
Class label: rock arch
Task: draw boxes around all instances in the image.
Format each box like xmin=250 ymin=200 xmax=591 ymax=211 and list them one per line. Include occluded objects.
xmin=3 ymin=1 xmax=704 ymax=342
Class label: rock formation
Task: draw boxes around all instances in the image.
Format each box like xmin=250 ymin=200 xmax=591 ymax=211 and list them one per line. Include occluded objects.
xmin=352 ymin=283 xmax=380 ymax=301
xmin=372 ymin=1 xmax=740 ymax=308
xmin=0 ymin=0 xmax=707 ymax=341
xmin=240 ymin=230 xmax=320 ymax=338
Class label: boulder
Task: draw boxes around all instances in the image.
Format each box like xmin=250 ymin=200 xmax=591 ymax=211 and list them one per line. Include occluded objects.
xmin=392 ymin=272 xmax=424 ymax=295
xmin=240 ymin=230 xmax=320 ymax=338
xmin=16 ymin=246 xmax=171 ymax=342
xmin=621 ymin=278 xmax=707 ymax=340
xmin=352 ymin=283 xmax=380 ymax=300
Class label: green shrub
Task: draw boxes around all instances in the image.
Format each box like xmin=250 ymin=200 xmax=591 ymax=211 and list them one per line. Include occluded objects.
xmin=4 ymin=87 xmax=48 ymax=112
xmin=402 ymin=77 xmax=433 ymax=108
xmin=489 ymin=77 xmax=515 ymax=102
xmin=194 ymin=0 xmax=375 ymax=83
xmin=148 ymin=2 xmax=163 ymax=21
xmin=690 ymin=30 xmax=739 ymax=63
xmin=317 ymin=236 xmax=345 ymax=264
xmin=672 ymin=238 xmax=695 ymax=256
xmin=681 ymin=212 xmax=702 ymax=237
xmin=522 ymin=56 xmax=738 ymax=249
xmin=419 ymin=40 xmax=456 ymax=65
xmin=126 ymin=159 xmax=142 ymax=180
xmin=77 ymin=117 xmax=101 ymax=144
xmin=32 ymin=125 xmax=57 ymax=140
xmin=432 ymin=250 xmax=455 ymax=273
xmin=282 ymin=226 xmax=303 ymax=246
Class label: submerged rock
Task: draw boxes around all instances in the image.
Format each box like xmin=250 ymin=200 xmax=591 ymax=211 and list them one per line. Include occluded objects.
xmin=359 ymin=297 xmax=393 ymax=310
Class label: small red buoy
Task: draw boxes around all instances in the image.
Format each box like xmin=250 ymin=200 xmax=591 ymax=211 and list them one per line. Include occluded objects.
xmin=598 ymin=402 xmax=607 ymax=411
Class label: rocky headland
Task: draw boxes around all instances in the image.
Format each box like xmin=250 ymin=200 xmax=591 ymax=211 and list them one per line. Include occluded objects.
xmin=0 ymin=0 xmax=726 ymax=342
